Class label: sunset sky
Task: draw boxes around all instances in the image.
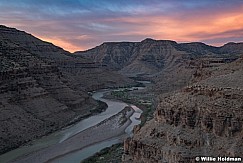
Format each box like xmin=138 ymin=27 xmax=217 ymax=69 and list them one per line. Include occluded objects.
xmin=1 ymin=0 xmax=243 ymax=52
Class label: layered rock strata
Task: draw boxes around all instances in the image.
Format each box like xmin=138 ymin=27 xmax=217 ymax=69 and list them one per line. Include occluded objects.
xmin=123 ymin=59 xmax=243 ymax=162
xmin=0 ymin=25 xmax=133 ymax=154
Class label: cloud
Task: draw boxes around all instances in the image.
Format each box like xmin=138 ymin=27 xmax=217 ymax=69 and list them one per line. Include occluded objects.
xmin=0 ymin=0 xmax=243 ymax=52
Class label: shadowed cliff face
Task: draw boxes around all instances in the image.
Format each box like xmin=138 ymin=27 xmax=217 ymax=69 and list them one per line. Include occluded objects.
xmin=0 ymin=25 xmax=134 ymax=154
xmin=75 ymin=39 xmax=182 ymax=76
xmin=75 ymin=38 xmax=243 ymax=96
xmin=123 ymin=58 xmax=243 ymax=162
xmin=74 ymin=38 xmax=243 ymax=77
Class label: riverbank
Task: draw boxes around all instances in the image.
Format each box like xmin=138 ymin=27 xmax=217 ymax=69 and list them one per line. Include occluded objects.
xmin=0 ymin=81 xmax=138 ymax=156
xmin=0 ymin=98 xmax=108 ymax=157
xmin=84 ymin=87 xmax=155 ymax=163
xmin=64 ymin=100 xmax=108 ymax=131
xmin=82 ymin=143 xmax=124 ymax=163
xmin=103 ymin=88 xmax=155 ymax=126
xmin=11 ymin=106 xmax=134 ymax=163
xmin=0 ymin=101 xmax=109 ymax=163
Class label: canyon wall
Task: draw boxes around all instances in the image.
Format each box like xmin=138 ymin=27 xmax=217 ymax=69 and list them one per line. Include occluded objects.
xmin=0 ymin=25 xmax=133 ymax=154
xmin=123 ymin=58 xmax=243 ymax=162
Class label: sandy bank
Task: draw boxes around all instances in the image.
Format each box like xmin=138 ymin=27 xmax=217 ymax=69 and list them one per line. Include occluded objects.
xmin=11 ymin=107 xmax=134 ymax=163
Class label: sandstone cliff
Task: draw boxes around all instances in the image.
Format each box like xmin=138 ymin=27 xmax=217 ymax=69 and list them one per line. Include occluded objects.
xmin=75 ymin=38 xmax=242 ymax=77
xmin=75 ymin=38 xmax=242 ymax=95
xmin=123 ymin=57 xmax=243 ymax=162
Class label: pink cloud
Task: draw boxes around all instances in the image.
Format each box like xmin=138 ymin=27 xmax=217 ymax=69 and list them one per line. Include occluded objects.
xmin=1 ymin=1 xmax=243 ymax=52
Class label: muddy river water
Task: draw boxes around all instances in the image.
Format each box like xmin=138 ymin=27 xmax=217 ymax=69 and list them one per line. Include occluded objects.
xmin=0 ymin=87 xmax=143 ymax=163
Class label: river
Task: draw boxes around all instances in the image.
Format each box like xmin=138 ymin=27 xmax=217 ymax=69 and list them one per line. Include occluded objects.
xmin=0 ymin=87 xmax=143 ymax=163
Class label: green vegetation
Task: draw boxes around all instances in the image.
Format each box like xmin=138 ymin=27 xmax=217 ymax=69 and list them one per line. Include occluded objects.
xmin=82 ymin=143 xmax=123 ymax=163
xmin=111 ymin=89 xmax=130 ymax=99
xmin=111 ymin=89 xmax=155 ymax=127
xmin=83 ymin=88 xmax=156 ymax=163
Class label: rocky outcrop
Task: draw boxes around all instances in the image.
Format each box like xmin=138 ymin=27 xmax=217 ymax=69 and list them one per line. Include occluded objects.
xmin=75 ymin=38 xmax=242 ymax=77
xmin=0 ymin=40 xmax=93 ymax=154
xmin=219 ymin=42 xmax=243 ymax=54
xmin=0 ymin=25 xmax=135 ymax=91
xmin=75 ymin=39 xmax=183 ymax=76
xmin=0 ymin=25 xmax=71 ymax=60
xmin=0 ymin=25 xmax=134 ymax=154
xmin=123 ymin=58 xmax=243 ymax=162
xmin=75 ymin=38 xmax=242 ymax=96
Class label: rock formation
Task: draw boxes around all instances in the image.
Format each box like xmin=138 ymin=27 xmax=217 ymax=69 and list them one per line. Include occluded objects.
xmin=123 ymin=57 xmax=243 ymax=162
xmin=0 ymin=25 xmax=134 ymax=154
xmin=75 ymin=38 xmax=242 ymax=77
xmin=75 ymin=38 xmax=242 ymax=95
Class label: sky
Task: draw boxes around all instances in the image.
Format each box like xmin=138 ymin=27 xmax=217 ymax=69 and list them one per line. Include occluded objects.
xmin=1 ymin=0 xmax=243 ymax=52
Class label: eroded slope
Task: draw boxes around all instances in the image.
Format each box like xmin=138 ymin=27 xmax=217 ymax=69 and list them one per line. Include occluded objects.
xmin=123 ymin=57 xmax=243 ymax=162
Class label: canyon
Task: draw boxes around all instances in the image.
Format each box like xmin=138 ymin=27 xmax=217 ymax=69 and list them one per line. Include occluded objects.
xmin=75 ymin=35 xmax=243 ymax=162
xmin=123 ymin=57 xmax=243 ymax=162
xmin=0 ymin=25 xmax=243 ymax=162
xmin=0 ymin=25 xmax=134 ymax=155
